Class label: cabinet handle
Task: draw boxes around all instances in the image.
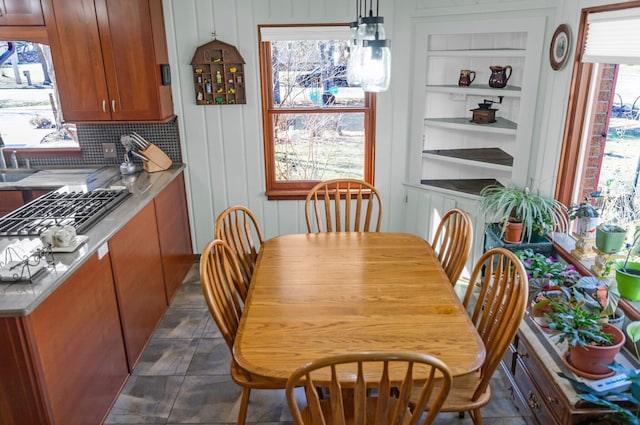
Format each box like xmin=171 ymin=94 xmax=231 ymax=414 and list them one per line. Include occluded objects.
xmin=111 ymin=100 xmax=116 ymax=112
xmin=527 ymin=391 xmax=540 ymax=411
xmin=102 ymin=100 xmax=106 ymax=113
xmin=546 ymin=395 xmax=557 ymax=404
xmin=517 ymin=351 xmax=529 ymax=359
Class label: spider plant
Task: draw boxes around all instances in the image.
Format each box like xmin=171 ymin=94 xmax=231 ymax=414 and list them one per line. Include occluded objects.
xmin=479 ymin=185 xmax=567 ymax=243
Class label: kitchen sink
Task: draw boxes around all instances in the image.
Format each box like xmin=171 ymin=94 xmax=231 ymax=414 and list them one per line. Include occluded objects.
xmin=0 ymin=169 xmax=37 ymax=183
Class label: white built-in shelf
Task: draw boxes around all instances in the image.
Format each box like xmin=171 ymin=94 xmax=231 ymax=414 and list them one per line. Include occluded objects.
xmin=422 ymin=147 xmax=513 ymax=172
xmin=424 ymin=117 xmax=517 ymax=135
xmin=427 ymin=48 xmax=526 ymax=57
xmin=426 ymin=84 xmax=521 ymax=98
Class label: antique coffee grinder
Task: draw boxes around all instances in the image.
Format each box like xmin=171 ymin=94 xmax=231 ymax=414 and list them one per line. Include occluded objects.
xmin=470 ymin=96 xmax=503 ymax=124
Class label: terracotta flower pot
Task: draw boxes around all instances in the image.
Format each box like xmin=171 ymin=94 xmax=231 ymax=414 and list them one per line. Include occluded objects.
xmin=504 ymin=221 xmax=523 ymax=243
xmin=567 ymin=324 xmax=625 ymax=376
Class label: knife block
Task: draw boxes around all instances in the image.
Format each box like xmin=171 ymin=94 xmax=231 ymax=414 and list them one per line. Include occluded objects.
xmin=140 ymin=144 xmax=172 ymax=172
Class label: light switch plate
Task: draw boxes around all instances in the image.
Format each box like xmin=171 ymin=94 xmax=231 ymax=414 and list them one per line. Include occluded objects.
xmin=102 ymin=143 xmax=117 ymax=159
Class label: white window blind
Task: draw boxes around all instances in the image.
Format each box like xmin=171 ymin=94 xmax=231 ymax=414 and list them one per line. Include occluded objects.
xmin=583 ymin=8 xmax=640 ymax=64
xmin=259 ymin=26 xmax=349 ymax=42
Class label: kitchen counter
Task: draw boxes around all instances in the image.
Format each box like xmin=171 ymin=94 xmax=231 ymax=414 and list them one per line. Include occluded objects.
xmin=0 ymin=165 xmax=186 ymax=316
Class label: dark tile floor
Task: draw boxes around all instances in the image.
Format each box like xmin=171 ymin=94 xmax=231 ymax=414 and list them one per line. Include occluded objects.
xmin=104 ymin=264 xmax=528 ymax=425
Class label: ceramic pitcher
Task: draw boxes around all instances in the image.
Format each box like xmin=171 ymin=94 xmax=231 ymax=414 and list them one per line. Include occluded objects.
xmin=458 ymin=69 xmax=476 ymax=86
xmin=488 ymin=65 xmax=512 ymax=88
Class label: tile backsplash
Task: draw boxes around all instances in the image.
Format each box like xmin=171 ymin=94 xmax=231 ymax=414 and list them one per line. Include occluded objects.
xmin=26 ymin=117 xmax=182 ymax=168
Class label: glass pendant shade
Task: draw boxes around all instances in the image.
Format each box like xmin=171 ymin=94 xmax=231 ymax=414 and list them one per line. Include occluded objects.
xmin=358 ymin=16 xmax=391 ymax=92
xmin=346 ymin=21 xmax=362 ymax=85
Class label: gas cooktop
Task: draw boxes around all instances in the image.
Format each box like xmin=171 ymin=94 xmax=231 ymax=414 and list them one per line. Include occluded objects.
xmin=0 ymin=189 xmax=130 ymax=237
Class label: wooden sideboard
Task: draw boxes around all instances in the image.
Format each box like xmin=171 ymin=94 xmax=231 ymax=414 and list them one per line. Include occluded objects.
xmin=501 ymin=315 xmax=638 ymax=425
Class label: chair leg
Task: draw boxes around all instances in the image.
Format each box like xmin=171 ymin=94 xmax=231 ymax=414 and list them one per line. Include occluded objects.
xmin=469 ymin=408 xmax=483 ymax=425
xmin=458 ymin=411 xmax=465 ymax=418
xmin=237 ymin=387 xmax=251 ymax=425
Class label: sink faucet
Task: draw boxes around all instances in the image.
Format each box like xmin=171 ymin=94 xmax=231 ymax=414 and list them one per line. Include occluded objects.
xmin=10 ymin=151 xmax=19 ymax=169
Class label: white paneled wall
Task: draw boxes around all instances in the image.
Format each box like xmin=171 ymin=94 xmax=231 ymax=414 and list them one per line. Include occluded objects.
xmin=164 ymin=0 xmax=399 ymax=252
xmin=163 ymin=0 xmax=618 ymax=256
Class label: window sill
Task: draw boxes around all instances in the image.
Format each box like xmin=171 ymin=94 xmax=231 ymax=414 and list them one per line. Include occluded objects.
xmin=551 ymin=231 xmax=640 ymax=321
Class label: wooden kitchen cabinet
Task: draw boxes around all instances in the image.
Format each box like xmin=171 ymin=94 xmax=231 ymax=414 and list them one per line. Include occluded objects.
xmin=109 ymin=201 xmax=168 ymax=369
xmin=0 ymin=252 xmax=129 ymax=425
xmin=0 ymin=190 xmax=23 ymax=217
xmin=0 ymin=0 xmax=44 ymax=25
xmin=154 ymin=172 xmax=193 ymax=303
xmin=41 ymin=0 xmax=173 ymax=122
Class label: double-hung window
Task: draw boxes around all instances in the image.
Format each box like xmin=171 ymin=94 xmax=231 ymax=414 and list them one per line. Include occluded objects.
xmin=258 ymin=24 xmax=376 ymax=200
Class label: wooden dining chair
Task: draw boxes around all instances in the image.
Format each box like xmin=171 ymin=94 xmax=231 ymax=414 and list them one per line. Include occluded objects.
xmin=431 ymin=208 xmax=473 ymax=285
xmin=305 ymin=179 xmax=382 ymax=233
xmin=200 ymin=239 xmax=282 ymax=425
xmin=286 ymin=351 xmax=452 ymax=425
xmin=215 ymin=205 xmax=264 ymax=288
xmin=410 ymin=247 xmax=528 ymax=425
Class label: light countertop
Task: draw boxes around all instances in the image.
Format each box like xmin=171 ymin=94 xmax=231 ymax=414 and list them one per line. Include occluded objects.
xmin=0 ymin=165 xmax=186 ymax=316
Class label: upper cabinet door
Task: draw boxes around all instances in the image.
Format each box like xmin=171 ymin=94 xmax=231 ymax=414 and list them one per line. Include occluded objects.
xmin=94 ymin=0 xmax=173 ymax=121
xmin=0 ymin=0 xmax=44 ymax=26
xmin=43 ymin=0 xmax=111 ymax=121
xmin=42 ymin=0 xmax=173 ymax=122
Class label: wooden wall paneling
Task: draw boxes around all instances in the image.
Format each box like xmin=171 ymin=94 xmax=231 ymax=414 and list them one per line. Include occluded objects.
xmin=109 ymin=202 xmax=167 ymax=369
xmin=28 ymin=252 xmax=129 ymax=425
xmin=154 ymin=172 xmax=194 ymax=303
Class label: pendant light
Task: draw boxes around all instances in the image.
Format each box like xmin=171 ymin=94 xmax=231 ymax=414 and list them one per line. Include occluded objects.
xmin=346 ymin=0 xmax=363 ymax=85
xmin=358 ymin=0 xmax=391 ymax=92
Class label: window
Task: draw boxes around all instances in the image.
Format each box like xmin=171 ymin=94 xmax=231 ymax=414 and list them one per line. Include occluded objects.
xmin=558 ymin=4 xmax=640 ymax=219
xmin=0 ymin=40 xmax=78 ymax=152
xmin=557 ymin=3 xmax=640 ymax=314
xmin=258 ymin=24 xmax=376 ymax=200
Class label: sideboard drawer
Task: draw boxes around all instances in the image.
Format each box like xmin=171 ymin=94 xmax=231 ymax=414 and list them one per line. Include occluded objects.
xmin=513 ymin=356 xmax=560 ymax=425
xmin=515 ymin=333 xmax=568 ymax=423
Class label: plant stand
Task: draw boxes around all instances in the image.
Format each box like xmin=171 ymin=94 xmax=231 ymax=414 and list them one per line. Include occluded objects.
xmin=591 ymin=248 xmax=623 ymax=277
xmin=571 ymin=233 xmax=596 ymax=260
xmin=483 ymin=223 xmax=552 ymax=256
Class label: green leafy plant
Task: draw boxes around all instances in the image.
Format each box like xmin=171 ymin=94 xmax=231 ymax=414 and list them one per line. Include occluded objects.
xmin=479 ymin=185 xmax=567 ymax=243
xmin=568 ymin=201 xmax=600 ymax=220
xmin=545 ymin=300 xmax=614 ymax=348
xmin=515 ymin=249 xmax=579 ymax=303
xmin=559 ymin=363 xmax=640 ymax=425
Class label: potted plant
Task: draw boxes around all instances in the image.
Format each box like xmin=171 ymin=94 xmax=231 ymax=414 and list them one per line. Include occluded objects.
xmin=479 ymin=185 xmax=567 ymax=243
xmin=515 ymin=249 xmax=579 ymax=327
xmin=568 ymin=201 xmax=600 ymax=238
xmin=596 ymin=224 xmax=628 ymax=254
xmin=615 ymin=229 xmax=640 ymax=301
xmin=545 ymin=299 xmax=626 ymax=377
xmin=572 ymin=275 xmax=625 ymax=330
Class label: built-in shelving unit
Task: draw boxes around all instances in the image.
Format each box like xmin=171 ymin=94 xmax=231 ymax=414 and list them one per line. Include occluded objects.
xmin=407 ymin=18 xmax=545 ymax=197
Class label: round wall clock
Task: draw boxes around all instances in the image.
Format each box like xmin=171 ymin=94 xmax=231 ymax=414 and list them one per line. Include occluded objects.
xmin=550 ymin=24 xmax=571 ymax=71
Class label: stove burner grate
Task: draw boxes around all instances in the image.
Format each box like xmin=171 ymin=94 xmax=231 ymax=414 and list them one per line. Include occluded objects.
xmin=0 ymin=189 xmax=130 ymax=237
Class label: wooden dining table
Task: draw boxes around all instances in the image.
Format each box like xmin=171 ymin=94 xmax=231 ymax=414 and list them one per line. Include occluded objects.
xmin=233 ymin=232 xmax=485 ymax=383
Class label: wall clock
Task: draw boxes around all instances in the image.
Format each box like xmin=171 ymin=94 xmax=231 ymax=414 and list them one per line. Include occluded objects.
xmin=550 ymin=24 xmax=571 ymax=71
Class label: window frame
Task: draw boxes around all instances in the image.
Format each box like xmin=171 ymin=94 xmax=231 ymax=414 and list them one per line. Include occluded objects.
xmin=258 ymin=23 xmax=377 ymax=200
xmin=556 ymin=0 xmax=640 ymax=321
xmin=0 ymin=26 xmax=80 ymax=158
xmin=556 ymin=1 xmax=640 ymax=205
